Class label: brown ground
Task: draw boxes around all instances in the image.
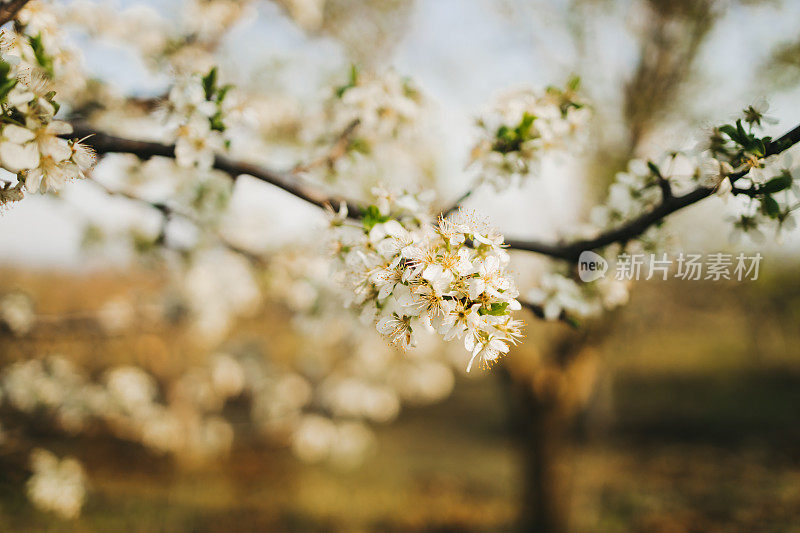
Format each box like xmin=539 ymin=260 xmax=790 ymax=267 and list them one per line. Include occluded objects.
xmin=1 ymin=264 xmax=800 ymax=532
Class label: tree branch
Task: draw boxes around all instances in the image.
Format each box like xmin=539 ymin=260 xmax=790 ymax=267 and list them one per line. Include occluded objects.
xmin=506 ymin=186 xmax=714 ymax=262
xmin=506 ymin=122 xmax=800 ymax=262
xmin=69 ymin=125 xmax=579 ymax=325
xmin=70 ymin=125 xmax=366 ymax=218
xmin=0 ymin=0 xmax=30 ymax=26
xmin=71 ymin=121 xmax=800 ymax=269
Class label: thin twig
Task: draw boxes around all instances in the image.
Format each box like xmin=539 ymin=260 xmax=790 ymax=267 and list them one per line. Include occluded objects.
xmin=291 ymin=118 xmax=361 ymax=174
xmin=440 ymin=188 xmax=474 ymax=218
xmin=88 ymin=177 xmax=269 ymax=266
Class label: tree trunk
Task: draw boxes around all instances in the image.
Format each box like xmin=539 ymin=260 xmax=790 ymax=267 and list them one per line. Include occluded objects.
xmin=515 ymin=383 xmax=570 ymax=533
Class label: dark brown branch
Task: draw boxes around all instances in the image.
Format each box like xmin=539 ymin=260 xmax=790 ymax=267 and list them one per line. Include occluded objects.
xmin=650 ymin=160 xmax=673 ymax=200
xmin=70 ymin=120 xmax=800 ymax=271
xmin=506 ymin=186 xmax=714 ymax=262
xmin=69 ymin=125 xmax=575 ymax=324
xmin=731 ymin=185 xmax=760 ymax=198
xmin=506 ymin=122 xmax=800 ymax=262
xmin=0 ymin=0 xmax=30 ymax=26
xmin=70 ymin=125 xmax=366 ymax=218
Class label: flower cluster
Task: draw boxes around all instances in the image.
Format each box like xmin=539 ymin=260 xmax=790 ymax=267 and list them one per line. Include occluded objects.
xmin=167 ymin=67 xmax=233 ymax=170
xmin=300 ymin=68 xmax=435 ymax=201
xmin=470 ymin=77 xmax=589 ymax=190
xmin=526 ymin=104 xmax=799 ymax=324
xmin=330 ymin=66 xmax=422 ymax=140
xmin=15 ymin=1 xmax=87 ymax=98
xmin=27 ymin=448 xmax=86 ymax=520
xmin=0 ymin=27 xmax=94 ymax=202
xmin=527 ymin=272 xmax=599 ymax=321
xmin=329 ymin=190 xmax=524 ymax=372
xmin=699 ymin=102 xmax=800 ymax=241
xmin=586 ymin=101 xmax=799 ymax=246
xmin=521 ymin=101 xmax=800 ymax=326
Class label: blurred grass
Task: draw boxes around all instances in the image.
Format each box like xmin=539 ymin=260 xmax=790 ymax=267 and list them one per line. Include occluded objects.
xmin=1 ymin=264 xmax=800 ymax=532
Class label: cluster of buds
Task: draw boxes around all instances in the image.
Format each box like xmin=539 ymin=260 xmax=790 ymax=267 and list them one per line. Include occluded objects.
xmin=470 ymin=77 xmax=589 ymax=190
xmin=329 ymin=189 xmax=524 ymax=372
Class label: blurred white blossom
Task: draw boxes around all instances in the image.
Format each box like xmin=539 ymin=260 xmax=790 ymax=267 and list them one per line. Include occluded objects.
xmin=27 ymin=448 xmax=86 ymax=520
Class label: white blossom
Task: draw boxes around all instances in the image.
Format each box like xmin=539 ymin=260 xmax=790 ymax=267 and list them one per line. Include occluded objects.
xmin=27 ymin=449 xmax=86 ymax=520
xmin=471 ymin=82 xmax=589 ymax=190
xmin=330 ymin=190 xmax=524 ymax=372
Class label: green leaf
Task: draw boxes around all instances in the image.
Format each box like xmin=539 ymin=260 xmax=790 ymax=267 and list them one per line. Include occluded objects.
xmin=759 ymin=172 xmax=793 ymax=194
xmin=215 ymin=84 xmax=233 ymax=104
xmin=754 ymin=138 xmax=766 ymax=158
xmin=202 ymin=67 xmax=218 ymax=100
xmin=761 ymin=195 xmax=781 ymax=218
xmin=516 ymin=112 xmax=536 ymax=139
xmin=480 ymin=302 xmax=509 ymax=316
xmin=209 ymin=112 xmax=225 ymax=132
xmin=0 ymin=59 xmax=10 ymax=81
xmin=0 ymin=78 xmax=17 ymax=103
xmin=492 ymin=113 xmax=538 ymax=154
xmin=335 ymin=64 xmax=359 ymax=98
xmin=567 ymin=75 xmax=581 ymax=91
xmin=349 ymin=63 xmax=358 ymax=85
xmin=362 ymin=205 xmax=389 ymax=230
xmin=718 ymin=124 xmax=738 ymax=140
xmin=28 ymin=34 xmax=54 ymax=76
xmin=736 ymin=119 xmax=747 ymax=141
xmin=348 ymin=137 xmax=371 ymax=155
